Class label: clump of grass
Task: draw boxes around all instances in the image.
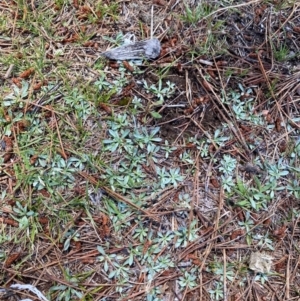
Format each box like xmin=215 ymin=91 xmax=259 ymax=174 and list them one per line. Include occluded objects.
xmin=182 ymin=2 xmax=215 ymax=25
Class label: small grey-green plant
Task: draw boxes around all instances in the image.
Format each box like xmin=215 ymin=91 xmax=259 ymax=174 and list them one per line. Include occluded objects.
xmin=208 ymin=261 xmax=235 ymax=282
xmin=13 ymin=201 xmax=37 ymax=218
xmin=141 ymin=244 xmax=161 ymax=265
xmin=175 ymin=219 xmax=198 ymax=248
xmin=265 ymin=158 xmax=289 ymax=182
xmin=62 ymin=228 xmax=80 ymax=251
xmin=130 ymin=94 xmax=144 ymax=110
xmin=178 ymin=269 xmax=198 ymax=289
xmin=291 ymin=138 xmax=300 ymax=157
xmin=124 ymin=151 xmax=146 ymax=167
xmin=29 ymin=154 xmax=85 ymax=192
xmin=103 ymin=128 xmax=133 ymax=153
xmin=157 ymin=255 xmax=175 ymax=271
xmin=49 ymin=268 xmax=83 ymax=301
xmin=133 ymin=127 xmax=162 ymax=153
xmin=94 ymin=72 xmax=112 ymax=91
xmin=102 ymin=32 xmax=125 ymax=46
xmin=209 ymin=282 xmax=224 ymax=301
xmin=180 ymin=150 xmax=194 ymax=164
xmin=103 ymin=162 xmax=148 ymax=193
xmin=253 ymin=233 xmax=274 ymax=251
xmin=200 ymin=142 xmax=209 ymax=157
xmin=168 ymin=168 xmax=185 ymax=187
xmin=133 ymin=224 xmax=149 ymax=243
xmin=108 ymin=261 xmax=130 ymax=280
xmin=0 ymin=233 xmax=11 ymax=244
xmin=97 ymin=245 xmax=126 ymax=277
xmin=238 ymin=212 xmax=254 ymax=245
xmin=162 ymin=140 xmax=177 ymax=159
xmin=124 ymin=246 xmax=138 ymax=267
xmin=188 ymin=137 xmax=207 ymax=158
xmin=221 ymin=175 xmax=235 ymax=192
xmin=104 ymin=199 xmax=132 ymax=231
xmin=146 ymin=144 xmax=161 ymax=156
xmin=221 ymin=84 xmax=264 ymax=125
xmin=233 ymin=177 xmax=273 ymax=211
xmin=12 ymin=201 xmax=37 ymax=230
xmin=111 ymin=69 xmax=129 ymax=94
xmin=219 ymin=154 xmax=237 ymax=175
xmin=254 ymin=272 xmax=269 ymax=285
xmin=3 ymin=80 xmax=29 ymax=107
xmin=178 ymin=193 xmax=191 ymax=209
xmin=64 ymin=88 xmax=93 ymax=120
xmin=155 ymin=167 xmax=184 ymax=189
xmin=107 ymin=113 xmax=130 ymax=130
xmin=154 ymin=231 xmax=174 ymax=247
xmin=95 ymin=64 xmax=131 ymax=95
xmin=210 ymin=128 xmax=229 ymax=147
xmin=146 ymin=287 xmax=164 ymax=301
xmin=143 ymin=79 xmax=175 ymax=103
xmin=287 ymin=179 xmax=300 ymax=198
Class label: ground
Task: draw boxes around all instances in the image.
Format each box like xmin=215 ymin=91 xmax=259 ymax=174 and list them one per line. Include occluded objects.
xmin=0 ymin=0 xmax=300 ymax=300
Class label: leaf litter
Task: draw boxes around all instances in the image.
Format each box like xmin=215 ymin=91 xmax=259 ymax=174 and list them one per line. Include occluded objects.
xmin=0 ymin=0 xmax=300 ymax=300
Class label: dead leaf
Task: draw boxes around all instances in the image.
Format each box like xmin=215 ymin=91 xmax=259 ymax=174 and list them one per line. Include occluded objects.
xmin=73 ymin=0 xmax=79 ymax=9
xmin=184 ymin=106 xmax=194 ymax=115
xmin=101 ymin=213 xmax=109 ymax=226
xmin=263 ymin=218 xmax=271 ymax=227
xmin=278 ymin=140 xmax=287 ymax=152
xmin=293 ymin=26 xmax=300 ymax=33
xmin=33 ymin=81 xmax=45 ymax=90
xmin=38 ymin=216 xmax=49 ymax=224
xmin=62 ymin=34 xmax=79 ymax=43
xmin=249 ymin=252 xmax=273 ymax=274
xmin=275 ymin=117 xmax=282 ymax=132
xmin=186 ymin=253 xmax=202 ymax=266
xmin=2 ymin=136 xmax=13 ymax=163
xmin=74 ymin=241 xmax=82 ymax=250
xmin=0 ymin=217 xmax=19 ymax=227
xmin=207 ymin=67 xmax=216 ymax=78
xmin=153 ymin=0 xmax=167 ymax=6
xmin=81 ymin=257 xmax=96 ymax=264
xmin=83 ymin=41 xmax=96 ymax=47
xmin=39 ymin=189 xmax=50 ymax=197
xmin=202 ymin=79 xmax=214 ymax=91
xmin=12 ymin=77 xmax=22 ymax=87
xmin=100 ymin=224 xmax=110 ymax=239
xmin=216 ymin=60 xmax=227 ymax=66
xmin=122 ymin=61 xmax=134 ymax=72
xmin=30 ymin=154 xmax=39 ymax=165
xmin=274 ymin=257 xmax=287 ymax=272
xmin=109 ymin=62 xmax=120 ymax=68
xmin=230 ymin=229 xmax=245 ymax=240
xmin=143 ymin=240 xmax=152 ymax=255
xmin=4 ymin=252 xmax=22 ymax=267
xmin=176 ymin=62 xmax=183 ymax=73
xmin=19 ymin=67 xmax=35 ymax=79
xmin=14 ymin=120 xmax=30 ymax=133
xmin=273 ymin=225 xmax=287 ymax=239
xmin=99 ymin=103 xmax=112 ymax=115
xmin=210 ymin=177 xmax=220 ymax=188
